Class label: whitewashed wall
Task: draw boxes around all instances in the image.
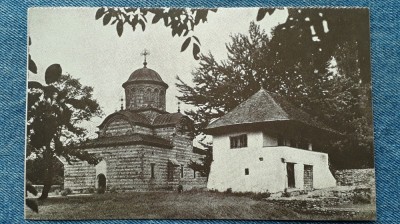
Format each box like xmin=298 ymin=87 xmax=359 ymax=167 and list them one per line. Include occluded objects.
xmin=207 ymin=131 xmax=336 ymax=193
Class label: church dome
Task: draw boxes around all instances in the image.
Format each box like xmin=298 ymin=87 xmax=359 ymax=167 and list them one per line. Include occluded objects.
xmin=123 ymin=66 xmax=168 ymax=88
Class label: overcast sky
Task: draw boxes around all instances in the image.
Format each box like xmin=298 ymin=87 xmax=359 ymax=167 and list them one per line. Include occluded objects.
xmin=28 ymin=7 xmax=288 ymax=137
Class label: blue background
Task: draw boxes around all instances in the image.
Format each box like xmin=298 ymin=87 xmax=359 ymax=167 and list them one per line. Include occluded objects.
xmin=0 ymin=0 xmax=399 ymax=223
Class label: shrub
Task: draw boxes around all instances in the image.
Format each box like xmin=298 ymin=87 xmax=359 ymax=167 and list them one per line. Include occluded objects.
xmin=225 ymin=188 xmax=232 ymax=194
xmin=353 ymin=193 xmax=371 ymax=204
xmin=185 ymin=187 xmax=204 ymax=194
xmin=282 ymin=188 xmax=290 ymax=197
xmin=61 ymin=188 xmax=72 ymax=197
xmin=54 ymin=189 xmax=60 ymax=195
xmin=110 ymin=186 xmax=117 ymax=193
xmin=97 ymin=186 xmax=106 ymax=194
xmin=88 ymin=187 xmax=95 ymax=194
xmin=177 ymin=185 xmax=183 ymax=193
xmin=251 ymin=191 xmax=271 ymax=200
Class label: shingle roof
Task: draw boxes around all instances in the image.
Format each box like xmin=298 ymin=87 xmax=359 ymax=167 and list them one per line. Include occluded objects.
xmin=79 ymin=133 xmax=173 ymax=149
xmin=206 ymin=88 xmax=336 ymax=133
xmin=98 ymin=110 xmax=150 ymax=128
xmin=153 ymin=113 xmax=184 ymax=126
xmin=122 ymin=67 xmax=168 ymax=88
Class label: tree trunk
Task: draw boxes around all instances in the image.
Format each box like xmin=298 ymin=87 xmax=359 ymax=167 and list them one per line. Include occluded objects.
xmin=39 ymin=147 xmax=54 ymax=200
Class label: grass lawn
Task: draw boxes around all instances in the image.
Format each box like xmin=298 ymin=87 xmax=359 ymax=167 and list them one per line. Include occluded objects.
xmin=25 ymin=191 xmax=375 ymax=220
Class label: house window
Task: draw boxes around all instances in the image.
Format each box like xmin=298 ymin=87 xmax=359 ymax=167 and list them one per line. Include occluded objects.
xmin=277 ymin=134 xmax=284 ymax=146
xmin=180 ymin=164 xmax=184 ymax=178
xmin=167 ymin=163 xmax=174 ymax=181
xmin=245 ymin=168 xmax=249 ymax=175
xmin=150 ymin=163 xmax=155 ymax=179
xmin=263 ymin=132 xmax=278 ymax=147
xmin=193 ymin=170 xmax=196 ymax=179
xmin=230 ymin=134 xmax=247 ymax=148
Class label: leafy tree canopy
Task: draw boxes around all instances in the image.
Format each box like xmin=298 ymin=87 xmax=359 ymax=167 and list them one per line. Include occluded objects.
xmin=95 ymin=7 xmax=216 ymax=59
xmin=27 ymin=63 xmax=103 ymax=199
xmin=177 ymin=9 xmax=373 ymax=169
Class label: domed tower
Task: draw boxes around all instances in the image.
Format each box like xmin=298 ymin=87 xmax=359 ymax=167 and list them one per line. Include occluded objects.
xmin=122 ymin=52 xmax=168 ymax=111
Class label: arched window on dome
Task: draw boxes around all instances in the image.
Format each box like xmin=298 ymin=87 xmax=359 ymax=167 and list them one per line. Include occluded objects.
xmin=145 ymin=88 xmax=152 ymax=104
xmin=154 ymin=88 xmax=159 ymax=107
xmin=130 ymin=88 xmax=136 ymax=108
xmin=137 ymin=89 xmax=144 ymax=107
xmin=159 ymin=90 xmax=165 ymax=109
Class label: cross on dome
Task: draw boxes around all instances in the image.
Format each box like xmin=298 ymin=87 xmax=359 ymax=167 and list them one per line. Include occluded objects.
xmin=140 ymin=49 xmax=150 ymax=67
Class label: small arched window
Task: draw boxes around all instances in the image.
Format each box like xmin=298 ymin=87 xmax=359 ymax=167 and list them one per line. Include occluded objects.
xmin=154 ymin=88 xmax=159 ymax=107
xmin=145 ymin=88 xmax=152 ymax=102
xmin=138 ymin=89 xmax=144 ymax=105
xmin=130 ymin=88 xmax=136 ymax=107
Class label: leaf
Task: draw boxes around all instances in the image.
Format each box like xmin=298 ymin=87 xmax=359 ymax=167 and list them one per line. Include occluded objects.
xmin=131 ymin=14 xmax=139 ymax=31
xmin=257 ymin=8 xmax=276 ymax=21
xmin=163 ymin=15 xmax=169 ymax=26
xmin=181 ymin=37 xmax=191 ymax=52
xmin=43 ymin=85 xmax=60 ymax=99
xmin=192 ymin=36 xmax=201 ymax=45
xmin=193 ymin=43 xmax=200 ymax=60
xmin=117 ymin=20 xmax=124 ymax=37
xmin=28 ymin=81 xmax=43 ymax=90
xmin=28 ymin=55 xmax=37 ymax=74
xmin=45 ymin=64 xmax=62 ymax=84
xmin=103 ymin=13 xmax=112 ymax=25
xmin=257 ymin=9 xmax=268 ymax=21
xmin=95 ymin=7 xmax=105 ymax=20
xmin=138 ymin=19 xmax=146 ymax=31
xmin=152 ymin=13 xmax=162 ymax=24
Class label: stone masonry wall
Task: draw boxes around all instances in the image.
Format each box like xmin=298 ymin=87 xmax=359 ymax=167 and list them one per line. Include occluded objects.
xmin=64 ymin=134 xmax=206 ymax=192
xmin=334 ymin=169 xmax=375 ymax=187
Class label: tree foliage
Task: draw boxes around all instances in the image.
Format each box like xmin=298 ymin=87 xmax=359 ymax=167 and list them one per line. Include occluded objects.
xmin=95 ymin=7 xmax=216 ymax=59
xmin=177 ymin=8 xmax=373 ymax=169
xmin=27 ymin=62 xmax=103 ymax=199
xmin=188 ymin=138 xmax=213 ymax=179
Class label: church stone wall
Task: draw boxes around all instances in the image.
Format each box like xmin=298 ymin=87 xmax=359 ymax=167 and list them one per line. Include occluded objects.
xmin=64 ymin=160 xmax=96 ymax=191
xmin=104 ymin=118 xmax=132 ymax=136
xmin=133 ymin=125 xmax=153 ymax=135
xmin=64 ymin=135 xmax=206 ymax=192
xmin=154 ymin=127 xmax=176 ymax=138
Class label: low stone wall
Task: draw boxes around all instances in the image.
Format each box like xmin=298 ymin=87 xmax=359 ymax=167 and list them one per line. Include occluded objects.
xmin=265 ymin=186 xmax=373 ymax=214
xmin=32 ymin=185 xmax=63 ymax=193
xmin=334 ymin=169 xmax=375 ymax=187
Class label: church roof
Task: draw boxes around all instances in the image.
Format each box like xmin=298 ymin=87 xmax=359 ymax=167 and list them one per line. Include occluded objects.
xmin=206 ymin=88 xmax=337 ymax=134
xmin=98 ymin=110 xmax=186 ymax=129
xmin=122 ymin=66 xmax=168 ymax=88
xmin=98 ymin=110 xmax=150 ymax=128
xmin=79 ymin=133 xmax=173 ymax=149
xmin=153 ymin=113 xmax=184 ymax=126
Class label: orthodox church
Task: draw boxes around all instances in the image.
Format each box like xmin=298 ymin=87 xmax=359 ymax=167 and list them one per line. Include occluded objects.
xmin=63 ymin=55 xmax=207 ymax=192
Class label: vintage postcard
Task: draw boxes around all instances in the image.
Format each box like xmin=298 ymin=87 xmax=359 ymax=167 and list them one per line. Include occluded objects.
xmin=25 ymin=7 xmax=376 ymax=220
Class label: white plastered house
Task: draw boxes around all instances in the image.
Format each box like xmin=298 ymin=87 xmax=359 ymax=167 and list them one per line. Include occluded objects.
xmin=205 ymin=88 xmax=338 ymax=193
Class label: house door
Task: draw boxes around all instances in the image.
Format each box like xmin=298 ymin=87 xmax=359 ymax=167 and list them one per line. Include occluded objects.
xmin=287 ymin=163 xmax=295 ymax=188
xmin=304 ymin=165 xmax=313 ymax=191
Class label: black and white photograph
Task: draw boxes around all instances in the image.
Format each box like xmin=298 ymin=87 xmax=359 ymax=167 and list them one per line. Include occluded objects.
xmin=25 ymin=7 xmax=376 ymax=220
